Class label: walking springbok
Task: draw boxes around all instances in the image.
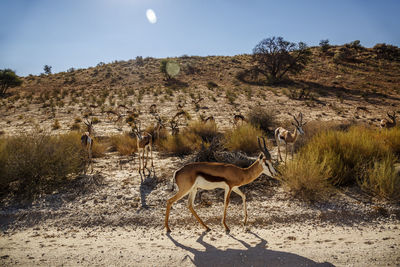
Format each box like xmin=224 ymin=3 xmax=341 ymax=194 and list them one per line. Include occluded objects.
xmin=275 ymin=112 xmax=307 ymax=163
xmin=165 ymin=137 xmax=276 ymax=233
xmin=132 ymin=122 xmax=154 ymax=175
xmin=380 ymin=111 xmax=396 ymax=129
xmin=81 ymin=119 xmax=94 ymax=174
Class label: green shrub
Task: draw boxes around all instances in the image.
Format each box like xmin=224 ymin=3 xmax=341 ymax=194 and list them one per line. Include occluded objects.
xmin=224 ymin=124 xmax=264 ymax=155
xmin=0 ymin=132 xmax=85 ymax=198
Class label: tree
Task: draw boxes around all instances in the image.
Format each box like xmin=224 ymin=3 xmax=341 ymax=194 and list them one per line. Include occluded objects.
xmin=43 ymin=65 xmax=52 ymax=74
xmin=319 ymin=39 xmax=331 ymax=53
xmin=0 ymin=69 xmax=23 ymax=96
xmin=252 ymin=37 xmax=311 ymax=83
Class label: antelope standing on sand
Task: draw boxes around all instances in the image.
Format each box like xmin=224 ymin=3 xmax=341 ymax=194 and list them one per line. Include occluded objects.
xmin=165 ymin=137 xmax=276 ymax=233
xmin=275 ymin=112 xmax=306 ymax=163
xmin=132 ymin=123 xmax=154 ymax=175
xmin=81 ymin=119 xmax=94 ymax=174
xmin=380 ymin=111 xmax=396 ymax=129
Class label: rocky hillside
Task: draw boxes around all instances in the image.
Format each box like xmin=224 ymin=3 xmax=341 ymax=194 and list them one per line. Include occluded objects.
xmin=1 ymin=45 xmax=400 ymax=136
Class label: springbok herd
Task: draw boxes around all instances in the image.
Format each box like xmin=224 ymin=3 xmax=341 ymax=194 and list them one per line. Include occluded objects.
xmin=79 ymin=109 xmax=397 ymax=232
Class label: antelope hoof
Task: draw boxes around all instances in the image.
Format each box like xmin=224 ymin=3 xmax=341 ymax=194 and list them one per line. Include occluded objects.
xmin=225 ymin=228 xmax=230 ymax=234
xmin=166 ymin=227 xmax=171 ymax=233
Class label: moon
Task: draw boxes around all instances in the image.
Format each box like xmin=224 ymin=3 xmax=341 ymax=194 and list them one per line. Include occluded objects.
xmin=146 ymin=9 xmax=157 ymax=24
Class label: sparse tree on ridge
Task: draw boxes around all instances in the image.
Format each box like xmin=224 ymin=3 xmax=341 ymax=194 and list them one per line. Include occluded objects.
xmin=43 ymin=65 xmax=52 ymax=75
xmin=0 ymin=69 xmax=23 ymax=97
xmin=252 ymin=36 xmax=311 ymax=83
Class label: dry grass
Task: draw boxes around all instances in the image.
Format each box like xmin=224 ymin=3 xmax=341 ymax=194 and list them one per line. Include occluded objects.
xmin=360 ymin=155 xmax=400 ymax=200
xmin=281 ymin=126 xmax=400 ymax=201
xmin=186 ymin=120 xmax=219 ymax=143
xmin=159 ymin=131 xmax=203 ymax=156
xmin=224 ymin=124 xmax=265 ymax=155
xmin=247 ymin=106 xmax=277 ymax=134
xmin=278 ymin=153 xmax=332 ymax=201
xmin=109 ymin=133 xmax=137 ymax=155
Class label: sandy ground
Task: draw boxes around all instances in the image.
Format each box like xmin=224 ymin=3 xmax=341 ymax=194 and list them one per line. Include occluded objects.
xmin=1 ymin=152 xmax=400 ymax=266
xmin=1 ymin=222 xmax=399 ymax=267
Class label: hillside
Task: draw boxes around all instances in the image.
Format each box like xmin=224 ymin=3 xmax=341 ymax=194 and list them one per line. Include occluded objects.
xmin=1 ymin=45 xmax=400 ymax=136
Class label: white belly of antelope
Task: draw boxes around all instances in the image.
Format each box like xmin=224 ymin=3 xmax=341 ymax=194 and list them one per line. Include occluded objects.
xmin=194 ymin=176 xmax=229 ymax=190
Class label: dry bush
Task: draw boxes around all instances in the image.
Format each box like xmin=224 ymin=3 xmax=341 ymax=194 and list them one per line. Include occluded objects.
xmin=187 ymin=120 xmax=220 ymax=143
xmin=278 ymin=152 xmax=332 ymax=201
xmin=247 ymin=106 xmax=277 ymax=134
xmin=282 ymin=126 xmax=400 ymax=201
xmin=91 ymin=138 xmax=107 ymax=158
xmin=224 ymin=124 xmax=265 ymax=155
xmin=109 ymin=133 xmax=137 ymax=155
xmin=0 ymin=132 xmax=85 ymax=198
xmin=360 ymin=156 xmax=400 ymax=200
xmin=294 ymin=120 xmax=354 ymax=151
xmin=159 ymin=131 xmax=203 ymax=156
xmin=378 ymin=127 xmax=400 ymax=157
xmin=159 ymin=120 xmax=220 ymax=156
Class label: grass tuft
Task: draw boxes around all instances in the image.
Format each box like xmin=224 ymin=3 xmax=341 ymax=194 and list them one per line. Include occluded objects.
xmin=224 ymin=124 xmax=265 ymax=155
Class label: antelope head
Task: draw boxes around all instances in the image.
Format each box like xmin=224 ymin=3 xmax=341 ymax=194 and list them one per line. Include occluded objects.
xmin=257 ymin=136 xmax=277 ymax=176
xmin=291 ymin=112 xmax=306 ymax=135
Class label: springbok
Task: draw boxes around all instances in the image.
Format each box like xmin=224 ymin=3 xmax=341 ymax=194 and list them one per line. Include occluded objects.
xmin=380 ymin=111 xmax=396 ymax=129
xmin=165 ymin=137 xmax=276 ymax=233
xmin=81 ymin=119 xmax=94 ymax=174
xmin=132 ymin=123 xmax=154 ymax=175
xmin=275 ymin=112 xmax=306 ymax=163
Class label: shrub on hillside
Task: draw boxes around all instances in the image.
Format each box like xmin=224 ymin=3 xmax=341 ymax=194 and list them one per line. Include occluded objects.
xmin=334 ymin=46 xmax=357 ymax=63
xmin=319 ymin=39 xmax=331 ymax=53
xmin=373 ymin=43 xmax=400 ymax=61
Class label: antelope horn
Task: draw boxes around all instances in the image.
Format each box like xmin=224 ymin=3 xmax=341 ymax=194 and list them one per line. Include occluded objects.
xmin=261 ymin=136 xmax=272 ymax=160
xmin=292 ymin=114 xmax=299 ymax=125
xmin=299 ymin=112 xmax=303 ymax=124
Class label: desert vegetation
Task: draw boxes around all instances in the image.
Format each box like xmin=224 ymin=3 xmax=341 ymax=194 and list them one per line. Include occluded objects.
xmin=280 ymin=126 xmax=400 ymax=201
xmin=1 ymin=39 xmax=400 ymax=243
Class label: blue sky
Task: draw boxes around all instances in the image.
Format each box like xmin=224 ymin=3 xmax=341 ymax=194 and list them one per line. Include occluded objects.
xmin=1 ymin=0 xmax=399 ymax=76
